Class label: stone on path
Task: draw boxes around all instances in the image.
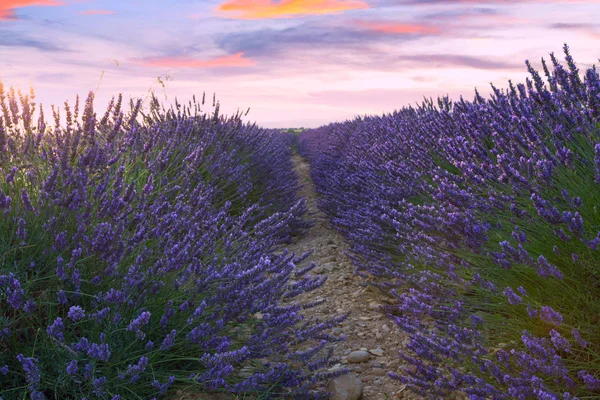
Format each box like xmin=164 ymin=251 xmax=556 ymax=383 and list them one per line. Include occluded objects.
xmin=348 ymin=350 xmax=370 ymax=363
xmin=326 ymin=373 xmax=364 ymax=400
xmin=313 ymin=266 xmax=326 ymax=274
xmin=323 ymin=262 xmax=336 ymax=272
xmin=369 ymin=348 xmax=384 ymax=357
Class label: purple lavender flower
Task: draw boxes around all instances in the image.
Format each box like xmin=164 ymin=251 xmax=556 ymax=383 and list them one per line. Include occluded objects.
xmin=84 ymin=363 xmax=93 ymax=380
xmin=16 ymin=217 xmax=27 ymax=243
xmin=160 ymin=329 xmax=177 ymax=351
xmin=57 ymin=289 xmax=67 ymax=305
xmin=503 ymin=287 xmax=522 ymax=305
xmin=0 ymin=194 xmax=11 ymax=212
xmin=187 ymin=300 xmax=207 ymax=324
xmin=578 ymin=370 xmax=600 ymax=390
xmin=54 ymin=231 xmax=67 ymax=250
xmin=47 ymin=317 xmax=65 ymax=341
xmin=5 ymin=274 xmax=24 ymax=309
xmin=20 ymin=188 xmax=34 ymax=211
xmin=16 ymin=354 xmax=41 ymax=391
xmin=536 ymin=255 xmax=563 ymax=279
xmin=567 ymin=212 xmax=584 ymax=237
xmin=56 ymin=256 xmax=67 ymax=281
xmin=588 ymin=235 xmax=600 ymax=250
xmin=68 ymin=305 xmax=85 ymax=322
xmin=103 ymin=289 xmax=126 ymax=304
xmin=511 ymin=227 xmax=527 ymax=243
xmin=143 ymin=174 xmax=154 ymax=195
xmin=93 ymin=376 xmax=107 ymax=396
xmin=549 ymin=329 xmax=571 ymax=352
xmin=5 ymin=166 xmax=17 ymax=183
xmin=540 ymin=306 xmax=563 ymax=326
xmin=152 ymin=376 xmax=175 ymax=395
xmin=127 ymin=311 xmax=151 ymax=340
xmin=572 ymin=329 xmax=587 ymax=348
xmin=87 ymin=334 xmax=111 ymax=362
xmin=71 ymin=268 xmax=81 ymax=291
xmin=71 ymin=337 xmax=90 ymax=352
xmin=91 ymin=307 xmax=111 ymax=322
xmin=123 ymin=356 xmax=149 ymax=382
xmin=31 ymin=391 xmax=46 ymax=400
xmin=66 ymin=360 xmax=78 ymax=375
xmin=23 ymin=298 xmax=36 ymax=313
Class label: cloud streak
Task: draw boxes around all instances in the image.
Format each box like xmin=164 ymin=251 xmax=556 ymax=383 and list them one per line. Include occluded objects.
xmin=135 ymin=52 xmax=256 ymax=68
xmin=80 ymin=9 xmax=116 ymax=15
xmin=214 ymin=22 xmax=519 ymax=72
xmin=0 ymin=29 xmax=68 ymax=51
xmin=0 ymin=0 xmax=63 ymax=21
xmin=216 ymin=0 xmax=369 ymax=19
xmin=214 ymin=23 xmax=423 ymax=59
xmin=354 ymin=20 xmax=441 ymax=35
xmin=549 ymin=22 xmax=600 ymax=39
xmin=398 ymin=54 xmax=522 ymax=70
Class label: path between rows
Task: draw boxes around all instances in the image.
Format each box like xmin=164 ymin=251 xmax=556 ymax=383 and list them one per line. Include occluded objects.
xmin=288 ymin=153 xmax=421 ymax=400
xmin=175 ymin=154 xmax=423 ymax=400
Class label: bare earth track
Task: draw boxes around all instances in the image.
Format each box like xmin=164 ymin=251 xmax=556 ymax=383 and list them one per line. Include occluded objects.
xmin=288 ymin=154 xmax=422 ymax=400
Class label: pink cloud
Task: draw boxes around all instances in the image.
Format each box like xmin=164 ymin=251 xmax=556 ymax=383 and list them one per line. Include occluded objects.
xmin=355 ymin=20 xmax=441 ymax=35
xmin=79 ymin=9 xmax=115 ymax=15
xmin=0 ymin=0 xmax=63 ymax=20
xmin=216 ymin=0 xmax=369 ymax=19
xmin=135 ymin=52 xmax=256 ymax=68
xmin=452 ymin=14 xmax=526 ymax=26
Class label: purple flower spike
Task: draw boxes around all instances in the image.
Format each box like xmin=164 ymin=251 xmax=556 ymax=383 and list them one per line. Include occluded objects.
xmin=540 ymin=306 xmax=563 ymax=326
xmin=503 ymin=287 xmax=523 ymax=305
xmin=68 ymin=306 xmax=85 ymax=322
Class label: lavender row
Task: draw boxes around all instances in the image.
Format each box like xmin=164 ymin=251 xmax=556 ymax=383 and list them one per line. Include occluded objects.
xmin=0 ymin=83 xmax=342 ymax=399
xmin=298 ymin=44 xmax=600 ymax=399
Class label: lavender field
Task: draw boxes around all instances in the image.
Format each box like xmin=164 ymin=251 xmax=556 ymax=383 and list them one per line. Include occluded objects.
xmin=0 ymin=86 xmax=345 ymax=399
xmin=1 ymin=44 xmax=600 ymax=400
xmin=299 ymin=45 xmax=600 ymax=399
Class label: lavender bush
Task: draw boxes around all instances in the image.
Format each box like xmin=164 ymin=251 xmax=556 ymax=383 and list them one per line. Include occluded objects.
xmin=0 ymin=82 xmax=344 ymax=399
xmin=299 ymin=44 xmax=600 ymax=399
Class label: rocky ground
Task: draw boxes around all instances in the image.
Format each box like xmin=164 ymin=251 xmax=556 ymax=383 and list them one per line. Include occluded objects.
xmin=286 ymin=154 xmax=422 ymax=400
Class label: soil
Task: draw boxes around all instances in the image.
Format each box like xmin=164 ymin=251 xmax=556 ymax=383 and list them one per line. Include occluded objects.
xmin=287 ymin=154 xmax=421 ymax=400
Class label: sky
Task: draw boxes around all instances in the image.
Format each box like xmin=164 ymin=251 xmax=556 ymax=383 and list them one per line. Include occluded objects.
xmin=0 ymin=0 xmax=599 ymax=128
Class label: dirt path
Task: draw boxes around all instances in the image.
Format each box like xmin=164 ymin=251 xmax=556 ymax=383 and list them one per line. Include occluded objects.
xmin=175 ymin=154 xmax=421 ymax=400
xmin=289 ymin=153 xmax=420 ymax=400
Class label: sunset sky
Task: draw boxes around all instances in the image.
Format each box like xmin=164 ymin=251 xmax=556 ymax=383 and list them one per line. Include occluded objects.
xmin=0 ymin=0 xmax=599 ymax=128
